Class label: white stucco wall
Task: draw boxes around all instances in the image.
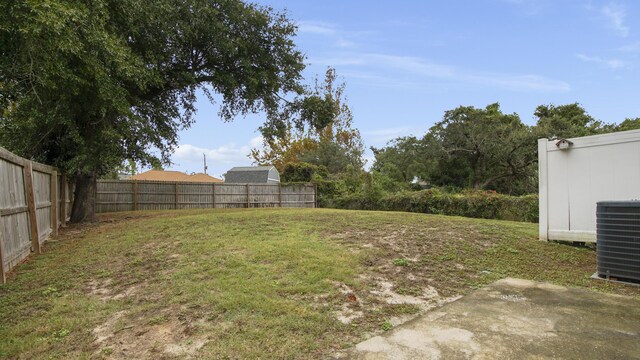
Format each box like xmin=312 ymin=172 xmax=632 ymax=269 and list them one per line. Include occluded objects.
xmin=539 ymin=129 xmax=640 ymax=242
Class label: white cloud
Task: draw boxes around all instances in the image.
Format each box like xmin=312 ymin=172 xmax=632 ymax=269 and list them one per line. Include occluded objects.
xmin=363 ymin=54 xmax=457 ymax=78
xmin=365 ymin=127 xmax=418 ymax=145
xmin=249 ymin=135 xmax=264 ymax=148
xmin=338 ymin=71 xmax=426 ymax=90
xmin=576 ymin=54 xmax=628 ymax=69
xmin=601 ymin=3 xmax=629 ymax=37
xmin=312 ymin=54 xmax=454 ymax=78
xmin=464 ymin=73 xmax=571 ymax=92
xmin=297 ymin=20 xmax=364 ymax=49
xmin=373 ymin=56 xmax=570 ymax=93
xmin=308 ymin=56 xmax=367 ymax=66
xmin=174 ymin=143 xmax=248 ymax=165
xmin=312 ymin=52 xmax=570 ymax=92
xmin=362 ymin=154 xmax=375 ymax=171
xmin=172 ymin=136 xmax=263 ymax=176
xmin=336 ymin=37 xmax=355 ymax=48
xmin=298 ymin=21 xmax=337 ymax=36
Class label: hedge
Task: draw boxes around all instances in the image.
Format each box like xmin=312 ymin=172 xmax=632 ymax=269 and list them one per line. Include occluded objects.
xmin=324 ymin=188 xmax=538 ymax=223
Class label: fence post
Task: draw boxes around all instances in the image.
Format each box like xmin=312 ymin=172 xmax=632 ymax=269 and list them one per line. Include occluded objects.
xmin=68 ymin=180 xmax=74 ymax=221
xmin=0 ymin=219 xmax=6 ymax=284
xmin=60 ymin=175 xmax=67 ymax=227
xmin=278 ymin=184 xmax=282 ymax=208
xmin=50 ymin=171 xmax=58 ymax=236
xmin=212 ymin=183 xmax=216 ymax=209
xmin=23 ymin=162 xmax=40 ymax=255
xmin=246 ymin=184 xmax=250 ymax=208
xmin=175 ymin=182 xmax=179 ymax=209
xmin=538 ymin=138 xmax=549 ymax=241
xmin=314 ymin=183 xmax=318 ymax=208
xmin=133 ymin=181 xmax=138 ymax=211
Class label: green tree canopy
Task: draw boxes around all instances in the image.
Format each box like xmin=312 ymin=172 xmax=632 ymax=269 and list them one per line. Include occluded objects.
xmin=372 ymin=103 xmax=538 ymax=194
xmin=252 ymin=67 xmax=364 ymax=174
xmin=534 ymin=103 xmax=610 ymax=139
xmin=0 ymin=0 xmax=317 ymax=221
xmin=429 ymin=103 xmax=537 ymax=191
xmin=370 ymin=136 xmax=433 ymax=184
xmin=372 ymin=103 xmax=640 ymax=196
xmin=280 ymin=162 xmax=327 ymax=183
xmin=614 ymin=118 xmax=640 ymax=132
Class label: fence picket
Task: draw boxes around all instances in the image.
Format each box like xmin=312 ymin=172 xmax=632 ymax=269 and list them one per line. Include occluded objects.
xmin=23 ymin=162 xmax=40 ymax=255
xmin=174 ymin=183 xmax=179 ymax=209
xmin=50 ymin=171 xmax=58 ymax=236
xmin=60 ymin=175 xmax=67 ymax=227
xmin=0 ymin=221 xmax=6 ymax=284
xmin=133 ymin=181 xmax=138 ymax=211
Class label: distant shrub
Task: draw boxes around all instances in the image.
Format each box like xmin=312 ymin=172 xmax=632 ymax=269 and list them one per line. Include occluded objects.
xmin=281 ymin=162 xmax=327 ymax=183
xmin=324 ymin=188 xmax=538 ymax=223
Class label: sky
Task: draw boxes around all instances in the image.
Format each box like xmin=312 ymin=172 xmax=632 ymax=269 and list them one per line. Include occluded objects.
xmin=168 ymin=0 xmax=640 ymax=178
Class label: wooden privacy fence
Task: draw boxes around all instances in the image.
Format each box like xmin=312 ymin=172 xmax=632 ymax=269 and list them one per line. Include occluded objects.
xmin=0 ymin=147 xmax=73 ymax=284
xmin=97 ymin=180 xmax=316 ymax=212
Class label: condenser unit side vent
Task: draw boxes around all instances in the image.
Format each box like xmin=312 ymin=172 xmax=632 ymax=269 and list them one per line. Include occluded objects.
xmin=596 ymin=201 xmax=640 ymax=282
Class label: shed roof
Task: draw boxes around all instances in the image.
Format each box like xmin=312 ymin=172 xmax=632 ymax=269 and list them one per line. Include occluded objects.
xmin=227 ymin=166 xmax=274 ymax=172
xmin=224 ymin=166 xmax=280 ymax=183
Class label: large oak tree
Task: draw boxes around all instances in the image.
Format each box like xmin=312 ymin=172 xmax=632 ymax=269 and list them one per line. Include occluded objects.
xmin=0 ymin=0 xmax=319 ymax=222
xmin=429 ymin=103 xmax=537 ymax=191
xmin=372 ymin=104 xmax=538 ymax=194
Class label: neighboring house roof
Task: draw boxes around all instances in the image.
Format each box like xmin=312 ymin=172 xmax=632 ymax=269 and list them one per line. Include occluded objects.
xmin=188 ymin=173 xmax=223 ymax=183
xmin=224 ymin=166 xmax=280 ymax=183
xmin=131 ymin=170 xmax=222 ymax=183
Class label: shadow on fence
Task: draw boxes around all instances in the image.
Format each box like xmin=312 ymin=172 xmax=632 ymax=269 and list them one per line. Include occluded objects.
xmin=0 ymin=147 xmax=73 ymax=284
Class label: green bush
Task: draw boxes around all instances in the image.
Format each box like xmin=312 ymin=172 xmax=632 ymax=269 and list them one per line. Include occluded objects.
xmin=281 ymin=162 xmax=328 ymax=183
xmin=324 ymin=188 xmax=538 ymax=223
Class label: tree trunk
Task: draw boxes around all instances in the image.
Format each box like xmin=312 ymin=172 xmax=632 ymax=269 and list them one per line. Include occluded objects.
xmin=70 ymin=172 xmax=99 ymax=223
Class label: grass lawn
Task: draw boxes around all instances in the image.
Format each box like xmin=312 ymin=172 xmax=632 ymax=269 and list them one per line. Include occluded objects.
xmin=1 ymin=208 xmax=638 ymax=359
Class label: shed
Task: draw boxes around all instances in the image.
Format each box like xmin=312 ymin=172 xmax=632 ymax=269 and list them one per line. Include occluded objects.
xmin=224 ymin=166 xmax=280 ymax=184
xmin=538 ymin=129 xmax=640 ymax=243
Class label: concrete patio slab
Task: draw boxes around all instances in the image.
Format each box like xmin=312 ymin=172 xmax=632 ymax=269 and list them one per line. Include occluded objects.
xmin=342 ymin=278 xmax=640 ymax=359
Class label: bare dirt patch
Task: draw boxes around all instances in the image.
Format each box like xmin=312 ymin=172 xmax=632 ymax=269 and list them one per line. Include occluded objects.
xmin=91 ymin=308 xmax=210 ymax=359
xmin=331 ymin=275 xmax=461 ymax=329
xmin=88 ymin=279 xmax=141 ymax=302
xmin=323 ymin=223 xmax=485 ymax=329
